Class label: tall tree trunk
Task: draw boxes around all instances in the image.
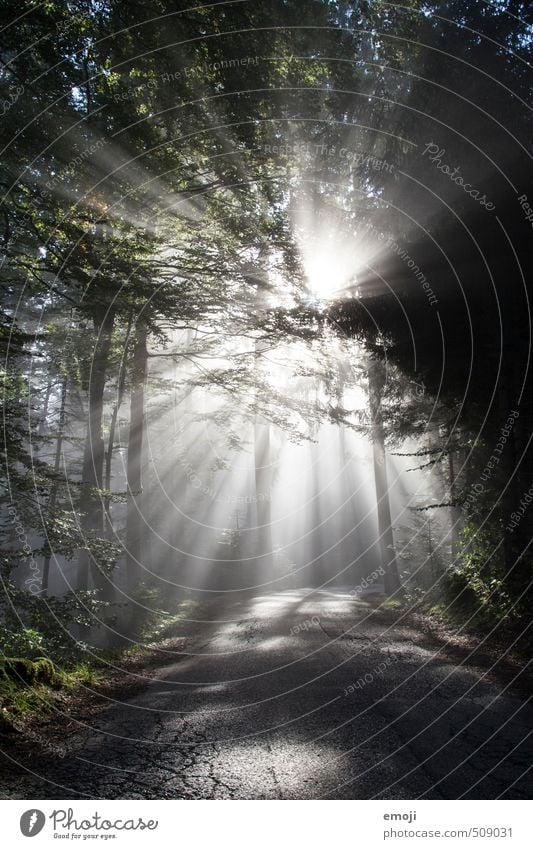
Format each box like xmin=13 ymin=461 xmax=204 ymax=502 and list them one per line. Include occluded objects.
xmin=78 ymin=306 xmax=116 ymax=592
xmin=104 ymin=317 xmax=133 ymax=535
xmin=497 ymin=367 xmax=519 ymax=580
xmin=37 ymin=374 xmax=53 ymax=440
xmin=41 ymin=374 xmax=67 ymax=595
xmin=254 ymin=325 xmax=273 ymax=585
xmin=254 ymin=416 xmax=273 ymax=578
xmin=447 ymin=441 xmax=461 ymax=564
xmin=368 ymin=358 xmax=402 ymax=595
xmin=497 ymin=270 xmax=525 ymax=589
xmin=126 ymin=320 xmax=148 ymax=594
xmin=308 ymin=439 xmax=322 ymax=587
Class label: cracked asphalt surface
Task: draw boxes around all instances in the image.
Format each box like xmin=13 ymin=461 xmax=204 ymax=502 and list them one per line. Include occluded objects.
xmin=3 ymin=589 xmax=533 ymax=799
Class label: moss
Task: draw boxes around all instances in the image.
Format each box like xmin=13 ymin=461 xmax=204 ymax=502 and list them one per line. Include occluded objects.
xmin=0 ymin=656 xmax=100 ymax=730
xmin=0 ymin=656 xmax=61 ymax=686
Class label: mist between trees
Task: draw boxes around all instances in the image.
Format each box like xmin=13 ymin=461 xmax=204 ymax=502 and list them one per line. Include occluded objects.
xmin=0 ymin=0 xmax=532 ymax=681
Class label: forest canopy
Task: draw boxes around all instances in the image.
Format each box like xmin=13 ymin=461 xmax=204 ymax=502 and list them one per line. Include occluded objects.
xmin=0 ymin=0 xmax=532 ymax=685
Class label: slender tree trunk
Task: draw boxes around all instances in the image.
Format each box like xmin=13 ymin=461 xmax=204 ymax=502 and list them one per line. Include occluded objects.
xmin=126 ymin=320 xmax=148 ymax=593
xmin=498 ymin=273 xmax=524 ymax=586
xmin=368 ymin=359 xmax=402 ymax=595
xmin=254 ymin=416 xmax=272 ymax=575
xmin=447 ymin=442 xmax=462 ymax=564
xmin=254 ymin=326 xmax=273 ymax=584
xmin=104 ymin=317 xmax=132 ymax=534
xmin=497 ymin=368 xmax=519 ymax=578
xmin=78 ymin=306 xmax=116 ymax=591
xmin=38 ymin=374 xmax=53 ymax=439
xmin=308 ymin=439 xmax=322 ymax=587
xmin=41 ymin=374 xmax=68 ymax=595
xmin=338 ymin=424 xmax=361 ymax=586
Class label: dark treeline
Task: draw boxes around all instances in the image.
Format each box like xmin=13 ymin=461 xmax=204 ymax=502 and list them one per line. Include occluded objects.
xmin=0 ymin=0 xmax=532 ymax=689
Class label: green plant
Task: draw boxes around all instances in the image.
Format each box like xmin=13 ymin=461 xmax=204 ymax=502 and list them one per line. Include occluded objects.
xmin=445 ymin=521 xmax=514 ymax=625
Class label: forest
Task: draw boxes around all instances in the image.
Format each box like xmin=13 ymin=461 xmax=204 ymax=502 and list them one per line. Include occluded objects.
xmin=0 ymin=0 xmax=532 ymax=802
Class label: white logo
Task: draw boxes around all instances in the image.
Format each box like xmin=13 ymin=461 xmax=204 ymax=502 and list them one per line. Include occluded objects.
xmin=20 ymin=809 xmax=46 ymax=837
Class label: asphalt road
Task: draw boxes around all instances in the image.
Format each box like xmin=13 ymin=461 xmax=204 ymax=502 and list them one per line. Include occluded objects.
xmin=3 ymin=589 xmax=533 ymax=799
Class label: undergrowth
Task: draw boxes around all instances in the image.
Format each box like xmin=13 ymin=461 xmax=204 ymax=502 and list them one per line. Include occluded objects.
xmin=0 ymin=598 xmax=197 ymax=731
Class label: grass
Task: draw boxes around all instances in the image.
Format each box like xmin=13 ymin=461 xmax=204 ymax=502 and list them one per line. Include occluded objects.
xmin=145 ymin=599 xmax=198 ymax=641
xmin=370 ymin=583 xmax=533 ymax=667
xmin=379 ymin=597 xmax=403 ymax=611
xmin=94 ymin=598 xmax=199 ymax=668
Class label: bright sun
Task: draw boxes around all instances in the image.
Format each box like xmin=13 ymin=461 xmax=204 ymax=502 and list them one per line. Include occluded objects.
xmin=291 ymin=200 xmax=363 ymax=302
xmin=305 ymin=247 xmax=357 ymax=301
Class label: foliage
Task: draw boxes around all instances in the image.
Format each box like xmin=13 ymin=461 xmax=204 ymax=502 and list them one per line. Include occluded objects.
xmin=444 ymin=522 xmax=515 ymax=625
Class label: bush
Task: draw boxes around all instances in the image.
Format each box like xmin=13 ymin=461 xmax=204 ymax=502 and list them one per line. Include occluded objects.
xmin=1 ymin=581 xmax=111 ymax=664
xmin=0 ymin=626 xmax=45 ymax=659
xmin=444 ymin=521 xmax=513 ymax=624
